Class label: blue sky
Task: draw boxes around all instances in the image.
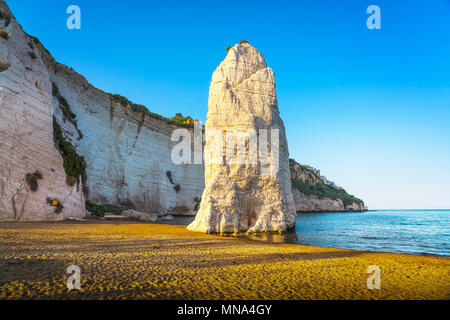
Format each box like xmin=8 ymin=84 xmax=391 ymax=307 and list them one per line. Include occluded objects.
xmin=6 ymin=0 xmax=450 ymax=209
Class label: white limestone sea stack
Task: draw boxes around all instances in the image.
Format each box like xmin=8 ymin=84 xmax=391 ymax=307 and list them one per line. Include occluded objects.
xmin=187 ymin=42 xmax=297 ymax=234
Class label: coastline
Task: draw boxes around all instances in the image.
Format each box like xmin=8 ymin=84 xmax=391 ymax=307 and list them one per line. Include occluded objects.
xmin=296 ymin=209 xmax=367 ymax=214
xmin=0 ymin=222 xmax=448 ymax=300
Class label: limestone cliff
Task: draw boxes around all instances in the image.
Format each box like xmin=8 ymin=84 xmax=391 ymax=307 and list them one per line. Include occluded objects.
xmin=46 ymin=64 xmax=204 ymax=215
xmin=0 ymin=1 xmax=204 ymax=221
xmin=0 ymin=2 xmax=85 ymax=221
xmin=187 ymin=42 xmax=297 ymax=233
xmin=289 ymin=159 xmax=365 ymax=212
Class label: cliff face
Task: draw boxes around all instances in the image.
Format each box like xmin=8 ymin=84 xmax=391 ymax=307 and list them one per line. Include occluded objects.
xmin=47 ymin=63 xmax=204 ymax=215
xmin=0 ymin=1 xmax=204 ymax=221
xmin=0 ymin=2 xmax=85 ymax=221
xmin=289 ymin=160 xmax=365 ymax=212
xmin=187 ymin=42 xmax=296 ymax=233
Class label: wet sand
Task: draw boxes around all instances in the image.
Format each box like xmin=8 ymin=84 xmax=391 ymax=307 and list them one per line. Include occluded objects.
xmin=0 ymin=221 xmax=448 ymax=299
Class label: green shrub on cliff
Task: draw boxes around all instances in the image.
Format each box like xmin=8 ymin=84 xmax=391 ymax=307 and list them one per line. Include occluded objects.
xmin=52 ymin=82 xmax=83 ymax=140
xmin=85 ymin=201 xmax=103 ymax=217
xmin=52 ymin=117 xmax=87 ymax=190
xmin=25 ymin=170 xmax=43 ymax=192
xmin=85 ymin=201 xmax=122 ymax=217
xmin=52 ymin=83 xmax=76 ymax=121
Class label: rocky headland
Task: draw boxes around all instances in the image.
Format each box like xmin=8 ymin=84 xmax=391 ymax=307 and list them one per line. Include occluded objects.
xmin=290 ymin=159 xmax=365 ymax=212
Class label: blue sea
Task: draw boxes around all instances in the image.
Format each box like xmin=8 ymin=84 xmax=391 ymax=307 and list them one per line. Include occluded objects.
xmin=292 ymin=210 xmax=450 ymax=257
xmin=165 ymin=210 xmax=450 ymax=257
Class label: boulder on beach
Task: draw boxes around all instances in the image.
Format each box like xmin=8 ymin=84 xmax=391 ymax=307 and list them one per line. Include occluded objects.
xmin=159 ymin=215 xmax=175 ymax=221
xmin=122 ymin=209 xmax=158 ymax=222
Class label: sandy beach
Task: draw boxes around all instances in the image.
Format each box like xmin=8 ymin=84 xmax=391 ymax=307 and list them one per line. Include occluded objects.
xmin=0 ymin=221 xmax=448 ymax=300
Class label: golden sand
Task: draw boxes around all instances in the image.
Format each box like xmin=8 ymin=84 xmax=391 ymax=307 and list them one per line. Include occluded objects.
xmin=0 ymin=221 xmax=448 ymax=300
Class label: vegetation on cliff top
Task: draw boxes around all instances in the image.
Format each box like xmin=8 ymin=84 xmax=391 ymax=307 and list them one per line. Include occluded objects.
xmin=289 ymin=159 xmax=364 ymax=207
xmin=291 ymin=179 xmax=363 ymax=207
xmin=169 ymin=113 xmax=195 ymax=127
xmin=111 ymin=94 xmax=195 ymax=128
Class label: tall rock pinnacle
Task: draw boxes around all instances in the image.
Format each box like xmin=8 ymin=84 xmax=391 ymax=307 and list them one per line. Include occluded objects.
xmin=187 ymin=42 xmax=297 ymax=233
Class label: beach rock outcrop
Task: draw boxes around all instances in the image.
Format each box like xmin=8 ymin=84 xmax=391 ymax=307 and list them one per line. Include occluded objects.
xmin=122 ymin=209 xmax=158 ymax=222
xmin=187 ymin=42 xmax=297 ymax=233
xmin=159 ymin=214 xmax=174 ymax=221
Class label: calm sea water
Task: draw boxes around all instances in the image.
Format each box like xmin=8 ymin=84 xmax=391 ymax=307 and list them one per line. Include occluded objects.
xmin=293 ymin=210 xmax=450 ymax=257
xmin=163 ymin=210 xmax=450 ymax=257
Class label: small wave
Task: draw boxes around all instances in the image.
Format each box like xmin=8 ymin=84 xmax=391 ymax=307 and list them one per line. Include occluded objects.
xmin=399 ymin=222 xmax=426 ymax=226
xmin=361 ymin=236 xmax=389 ymax=240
